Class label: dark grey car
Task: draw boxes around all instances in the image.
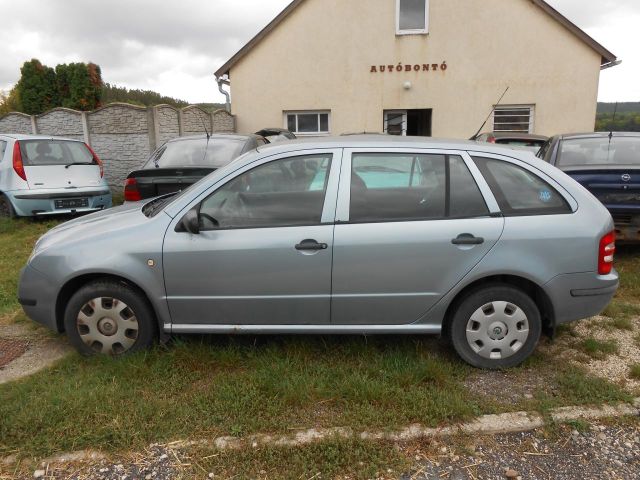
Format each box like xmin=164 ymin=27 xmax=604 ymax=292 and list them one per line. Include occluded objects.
xmin=19 ymin=136 xmax=618 ymax=369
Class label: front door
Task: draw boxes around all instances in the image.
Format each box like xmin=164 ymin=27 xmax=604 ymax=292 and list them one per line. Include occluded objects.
xmin=331 ymin=149 xmax=504 ymax=325
xmin=163 ymin=150 xmax=340 ymax=326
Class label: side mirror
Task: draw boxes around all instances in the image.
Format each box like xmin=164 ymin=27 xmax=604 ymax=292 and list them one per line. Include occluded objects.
xmin=180 ymin=208 xmax=200 ymax=234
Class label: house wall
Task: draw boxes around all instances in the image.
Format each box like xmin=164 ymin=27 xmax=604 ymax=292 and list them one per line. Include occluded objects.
xmin=229 ymin=0 xmax=602 ymax=138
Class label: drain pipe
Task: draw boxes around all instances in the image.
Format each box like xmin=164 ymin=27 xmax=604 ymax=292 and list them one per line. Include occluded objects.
xmin=216 ymin=75 xmax=231 ymax=113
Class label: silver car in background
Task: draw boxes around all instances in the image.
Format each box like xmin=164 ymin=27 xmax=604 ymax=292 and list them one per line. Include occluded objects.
xmin=19 ymin=136 xmax=618 ymax=369
xmin=0 ymin=134 xmax=112 ymax=218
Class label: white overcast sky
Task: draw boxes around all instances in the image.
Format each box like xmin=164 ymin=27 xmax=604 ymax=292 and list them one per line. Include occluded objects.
xmin=0 ymin=0 xmax=636 ymax=104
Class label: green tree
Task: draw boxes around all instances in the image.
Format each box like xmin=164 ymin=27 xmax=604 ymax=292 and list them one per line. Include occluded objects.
xmin=0 ymin=88 xmax=22 ymax=116
xmin=15 ymin=59 xmax=59 ymax=114
xmin=56 ymin=62 xmax=103 ymax=110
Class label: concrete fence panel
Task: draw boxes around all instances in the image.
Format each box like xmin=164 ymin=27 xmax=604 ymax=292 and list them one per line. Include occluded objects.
xmin=35 ymin=108 xmax=85 ymax=141
xmin=0 ymin=113 xmax=33 ymax=135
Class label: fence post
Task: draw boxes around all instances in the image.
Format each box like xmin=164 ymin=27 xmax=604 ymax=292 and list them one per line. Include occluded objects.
xmin=30 ymin=116 xmax=37 ymax=134
xmin=81 ymin=112 xmax=91 ymax=145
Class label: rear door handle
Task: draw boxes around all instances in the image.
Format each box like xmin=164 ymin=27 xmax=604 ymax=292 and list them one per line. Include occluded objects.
xmin=295 ymin=239 xmax=328 ymax=251
xmin=452 ymin=234 xmax=485 ymax=246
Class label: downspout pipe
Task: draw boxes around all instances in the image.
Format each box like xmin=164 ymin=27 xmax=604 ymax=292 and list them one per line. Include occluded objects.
xmin=216 ymin=75 xmax=231 ymax=113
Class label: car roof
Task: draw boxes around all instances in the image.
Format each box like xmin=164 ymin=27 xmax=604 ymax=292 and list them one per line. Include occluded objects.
xmin=0 ymin=133 xmax=85 ymax=142
xmin=479 ymin=132 xmax=549 ymax=141
xmin=167 ymin=133 xmax=259 ymax=143
xmin=255 ymin=135 xmax=539 ymax=160
xmin=558 ymin=132 xmax=640 ymax=140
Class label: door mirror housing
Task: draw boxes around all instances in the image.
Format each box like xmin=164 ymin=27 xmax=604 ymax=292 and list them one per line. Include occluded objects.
xmin=179 ymin=208 xmax=200 ymax=234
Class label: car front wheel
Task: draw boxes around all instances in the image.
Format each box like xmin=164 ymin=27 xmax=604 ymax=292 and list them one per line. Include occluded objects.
xmin=64 ymin=280 xmax=157 ymax=356
xmin=0 ymin=194 xmax=16 ymax=219
xmin=449 ymin=285 xmax=542 ymax=369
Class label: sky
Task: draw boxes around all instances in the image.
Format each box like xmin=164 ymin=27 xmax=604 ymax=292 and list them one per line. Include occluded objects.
xmin=0 ymin=0 xmax=637 ymax=104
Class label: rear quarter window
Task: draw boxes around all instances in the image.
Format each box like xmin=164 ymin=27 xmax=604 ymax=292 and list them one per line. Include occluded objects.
xmin=472 ymin=156 xmax=571 ymax=216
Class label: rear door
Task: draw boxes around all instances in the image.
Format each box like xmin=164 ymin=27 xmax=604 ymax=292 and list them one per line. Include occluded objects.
xmin=331 ymin=149 xmax=504 ymax=325
xmin=20 ymin=139 xmax=102 ymax=189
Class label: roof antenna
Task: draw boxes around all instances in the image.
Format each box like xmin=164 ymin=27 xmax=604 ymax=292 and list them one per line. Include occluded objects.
xmin=471 ymin=86 xmax=509 ymax=140
xmin=195 ymin=108 xmax=211 ymax=142
xmin=608 ymin=102 xmax=618 ymax=143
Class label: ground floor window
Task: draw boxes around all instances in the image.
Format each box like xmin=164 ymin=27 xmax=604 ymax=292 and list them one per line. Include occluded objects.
xmin=493 ymin=105 xmax=534 ymax=133
xmin=284 ymin=111 xmax=330 ymax=135
xmin=383 ymin=109 xmax=432 ymax=137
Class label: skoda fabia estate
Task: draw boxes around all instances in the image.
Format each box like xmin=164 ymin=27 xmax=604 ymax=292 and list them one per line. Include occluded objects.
xmin=19 ymin=136 xmax=618 ymax=369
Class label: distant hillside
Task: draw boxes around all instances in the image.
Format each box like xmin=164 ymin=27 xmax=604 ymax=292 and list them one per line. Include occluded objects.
xmin=596 ymin=102 xmax=640 ymax=132
xmin=101 ymin=84 xmax=227 ymax=112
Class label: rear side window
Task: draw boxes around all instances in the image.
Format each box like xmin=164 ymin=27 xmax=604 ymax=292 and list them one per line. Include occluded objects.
xmin=20 ymin=140 xmax=93 ymax=166
xmin=350 ymin=153 xmax=488 ymax=223
xmin=472 ymin=156 xmax=571 ymax=216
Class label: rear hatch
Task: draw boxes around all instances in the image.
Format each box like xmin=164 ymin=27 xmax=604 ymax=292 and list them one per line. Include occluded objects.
xmin=19 ymin=139 xmax=103 ymax=189
xmin=557 ymin=136 xmax=640 ymax=213
xmin=128 ymin=167 xmax=215 ymax=199
xmin=128 ymin=136 xmax=247 ymax=200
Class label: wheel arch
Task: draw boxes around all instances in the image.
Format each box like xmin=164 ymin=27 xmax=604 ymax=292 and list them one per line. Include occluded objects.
xmin=441 ymin=274 xmax=555 ymax=340
xmin=55 ymin=273 xmax=168 ymax=341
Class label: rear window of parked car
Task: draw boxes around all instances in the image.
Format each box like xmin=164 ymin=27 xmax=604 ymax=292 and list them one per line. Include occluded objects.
xmin=472 ymin=156 xmax=571 ymax=216
xmin=349 ymin=153 xmax=489 ymax=223
xmin=558 ymin=137 xmax=640 ymax=167
xmin=20 ymin=140 xmax=94 ymax=166
xmin=145 ymin=138 xmax=246 ymax=169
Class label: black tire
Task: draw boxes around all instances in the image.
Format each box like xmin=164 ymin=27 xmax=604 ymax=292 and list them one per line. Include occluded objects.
xmin=449 ymin=284 xmax=542 ymax=369
xmin=0 ymin=194 xmax=16 ymax=219
xmin=64 ymin=280 xmax=157 ymax=356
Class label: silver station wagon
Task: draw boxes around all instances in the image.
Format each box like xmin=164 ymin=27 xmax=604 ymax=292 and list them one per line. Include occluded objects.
xmin=19 ymin=136 xmax=618 ymax=369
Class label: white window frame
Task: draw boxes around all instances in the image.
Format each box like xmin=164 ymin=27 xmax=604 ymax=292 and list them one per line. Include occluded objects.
xmin=383 ymin=110 xmax=408 ymax=136
xmin=284 ymin=110 xmax=331 ymax=136
xmin=492 ymin=105 xmax=535 ymax=134
xmin=396 ymin=0 xmax=430 ymax=35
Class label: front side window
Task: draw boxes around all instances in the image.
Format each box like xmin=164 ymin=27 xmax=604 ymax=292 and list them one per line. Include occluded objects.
xmin=473 ymin=156 xmax=571 ymax=216
xmin=397 ymin=0 xmax=429 ymax=34
xmin=493 ymin=106 xmax=534 ymax=134
xmin=199 ymin=154 xmax=332 ymax=230
xmin=350 ymin=153 xmax=488 ymax=223
xmin=285 ymin=111 xmax=330 ymax=136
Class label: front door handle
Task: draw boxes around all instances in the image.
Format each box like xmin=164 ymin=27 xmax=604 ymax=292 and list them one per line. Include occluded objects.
xmin=452 ymin=234 xmax=485 ymax=246
xmin=295 ymin=239 xmax=328 ymax=251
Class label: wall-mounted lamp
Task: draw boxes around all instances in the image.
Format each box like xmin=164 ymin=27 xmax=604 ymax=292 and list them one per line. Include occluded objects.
xmin=403 ymin=81 xmax=412 ymax=90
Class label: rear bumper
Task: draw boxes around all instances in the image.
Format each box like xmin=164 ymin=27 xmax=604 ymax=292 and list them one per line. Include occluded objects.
xmin=18 ymin=264 xmax=60 ymax=332
xmin=6 ymin=189 xmax=112 ymax=217
xmin=544 ymin=271 xmax=619 ymax=325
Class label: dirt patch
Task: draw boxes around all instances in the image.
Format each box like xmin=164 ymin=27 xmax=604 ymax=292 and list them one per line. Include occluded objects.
xmin=0 ymin=338 xmax=28 ymax=368
xmin=556 ymin=315 xmax=640 ymax=394
xmin=0 ymin=323 xmax=72 ymax=385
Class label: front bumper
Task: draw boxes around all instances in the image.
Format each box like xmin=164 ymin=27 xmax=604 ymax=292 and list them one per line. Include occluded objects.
xmin=544 ymin=271 xmax=619 ymax=325
xmin=18 ymin=264 xmax=61 ymax=332
xmin=7 ymin=189 xmax=112 ymax=217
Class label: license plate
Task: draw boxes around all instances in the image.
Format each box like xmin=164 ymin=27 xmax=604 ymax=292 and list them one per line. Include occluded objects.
xmin=55 ymin=198 xmax=89 ymax=209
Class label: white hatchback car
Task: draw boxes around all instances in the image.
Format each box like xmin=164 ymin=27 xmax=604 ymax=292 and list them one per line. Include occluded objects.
xmin=0 ymin=134 xmax=112 ymax=218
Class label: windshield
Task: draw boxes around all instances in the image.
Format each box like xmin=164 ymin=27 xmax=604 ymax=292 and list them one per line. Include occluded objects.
xmin=20 ymin=140 xmax=95 ymax=166
xmin=144 ymin=138 xmax=246 ymax=169
xmin=559 ymin=137 xmax=640 ymax=167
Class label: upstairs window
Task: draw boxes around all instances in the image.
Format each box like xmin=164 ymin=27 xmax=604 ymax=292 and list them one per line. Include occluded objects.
xmin=397 ymin=0 xmax=429 ymax=35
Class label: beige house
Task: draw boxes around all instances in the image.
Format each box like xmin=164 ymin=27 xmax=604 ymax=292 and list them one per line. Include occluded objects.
xmin=215 ymin=0 xmax=617 ymax=139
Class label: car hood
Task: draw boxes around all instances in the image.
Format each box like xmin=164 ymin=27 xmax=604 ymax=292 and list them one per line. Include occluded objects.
xmin=32 ymin=202 xmax=150 ymax=256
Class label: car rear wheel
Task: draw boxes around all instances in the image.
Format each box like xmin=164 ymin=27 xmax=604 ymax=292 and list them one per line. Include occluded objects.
xmin=0 ymin=194 xmax=16 ymax=219
xmin=64 ymin=280 xmax=157 ymax=356
xmin=449 ymin=285 xmax=542 ymax=369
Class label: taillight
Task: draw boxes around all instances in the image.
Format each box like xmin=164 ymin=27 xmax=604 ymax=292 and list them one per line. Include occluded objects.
xmin=598 ymin=230 xmax=616 ymax=275
xmin=85 ymin=143 xmax=104 ymax=178
xmin=12 ymin=141 xmax=27 ymax=181
xmin=124 ymin=178 xmax=142 ymax=202
xmin=487 ymin=136 xmax=496 ymax=144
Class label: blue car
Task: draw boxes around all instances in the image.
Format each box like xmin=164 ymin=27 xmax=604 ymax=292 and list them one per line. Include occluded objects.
xmin=538 ymin=132 xmax=640 ymax=242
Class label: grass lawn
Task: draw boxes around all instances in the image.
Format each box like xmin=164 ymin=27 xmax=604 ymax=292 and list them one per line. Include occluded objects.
xmin=0 ymin=219 xmax=638 ymax=476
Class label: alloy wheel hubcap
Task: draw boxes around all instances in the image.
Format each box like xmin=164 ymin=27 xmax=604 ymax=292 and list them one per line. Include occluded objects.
xmin=465 ymin=301 xmax=529 ymax=360
xmin=76 ymin=297 xmax=139 ymax=355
